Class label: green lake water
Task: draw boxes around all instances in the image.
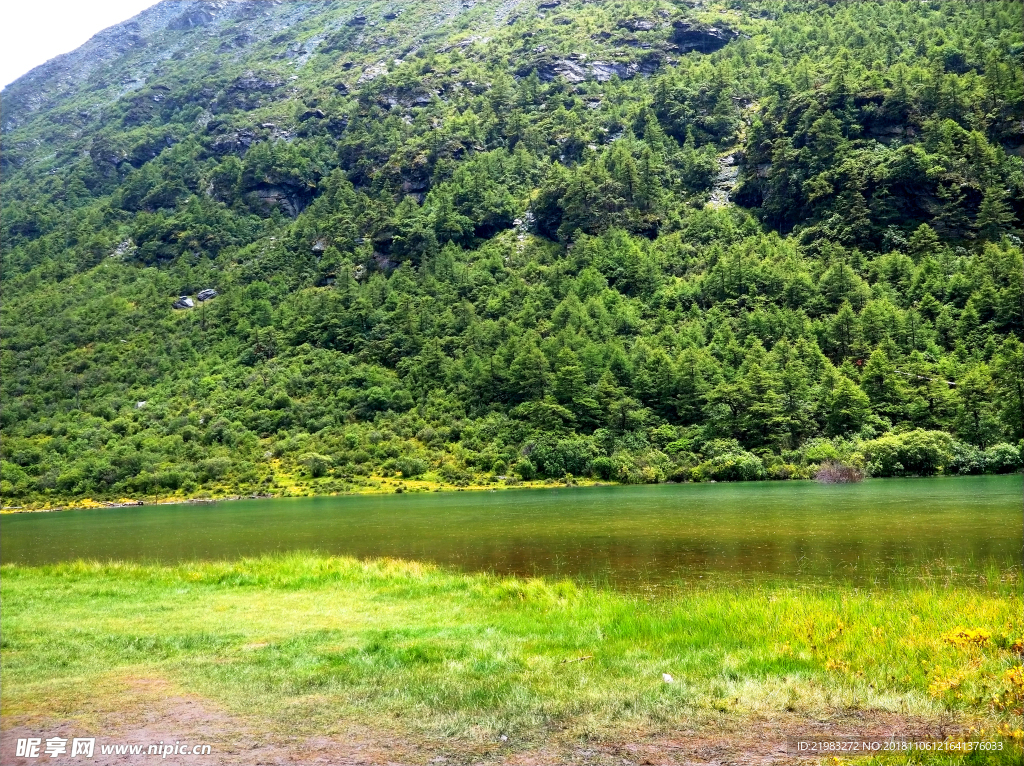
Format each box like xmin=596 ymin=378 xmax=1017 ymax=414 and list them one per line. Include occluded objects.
xmin=2 ymin=476 xmax=1021 ymax=585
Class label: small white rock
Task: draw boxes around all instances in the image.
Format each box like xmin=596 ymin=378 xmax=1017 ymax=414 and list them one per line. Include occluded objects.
xmin=662 ymin=673 xmax=674 ymax=684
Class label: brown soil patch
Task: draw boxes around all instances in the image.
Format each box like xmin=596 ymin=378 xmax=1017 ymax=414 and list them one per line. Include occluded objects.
xmin=1 ymin=678 xmax=968 ymax=765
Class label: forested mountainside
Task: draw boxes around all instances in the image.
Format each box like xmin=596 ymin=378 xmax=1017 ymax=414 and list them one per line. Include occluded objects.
xmin=2 ymin=0 xmax=1023 ymax=505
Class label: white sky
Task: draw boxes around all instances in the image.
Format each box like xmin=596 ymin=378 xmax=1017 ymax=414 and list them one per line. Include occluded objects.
xmin=1 ymin=0 xmax=161 ymax=88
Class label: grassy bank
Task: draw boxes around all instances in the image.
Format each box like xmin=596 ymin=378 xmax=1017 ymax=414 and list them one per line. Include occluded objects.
xmin=1 ymin=472 xmax=613 ymax=513
xmin=2 ymin=554 xmax=1022 ymax=761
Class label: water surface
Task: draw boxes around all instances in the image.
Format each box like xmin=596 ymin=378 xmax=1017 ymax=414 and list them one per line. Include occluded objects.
xmin=2 ymin=476 xmax=1020 ymax=585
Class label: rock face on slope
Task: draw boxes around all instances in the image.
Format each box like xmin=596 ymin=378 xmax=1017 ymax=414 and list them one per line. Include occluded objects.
xmin=2 ymin=0 xmax=738 ymax=139
xmin=670 ymin=21 xmax=739 ymax=53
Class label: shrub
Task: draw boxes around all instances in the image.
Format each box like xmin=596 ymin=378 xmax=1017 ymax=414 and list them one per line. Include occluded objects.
xmin=770 ymin=463 xmax=799 ymax=480
xmin=439 ymin=462 xmax=471 ymax=483
xmin=983 ymin=443 xmax=1022 ymax=474
xmin=199 ymin=457 xmax=231 ymax=481
xmin=590 ymin=455 xmax=615 ymax=480
xmin=397 ymin=457 xmax=428 ymax=478
xmin=861 ymin=429 xmax=953 ymax=477
xmin=814 ymin=462 xmax=864 ymax=483
xmin=298 ymin=452 xmax=332 ymax=478
xmin=947 ymin=441 xmax=986 ymax=475
xmin=802 ymin=439 xmax=841 ymax=464
xmin=695 ymin=451 xmax=766 ymax=482
xmin=513 ymin=457 xmax=536 ymax=480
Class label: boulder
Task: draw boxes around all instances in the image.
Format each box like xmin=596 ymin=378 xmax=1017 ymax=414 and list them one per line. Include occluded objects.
xmin=197 ymin=288 xmax=218 ymax=301
xmin=172 ymin=296 xmax=195 ymax=309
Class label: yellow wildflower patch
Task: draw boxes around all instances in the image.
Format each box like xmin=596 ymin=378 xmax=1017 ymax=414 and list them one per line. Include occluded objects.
xmin=992 ymin=665 xmax=1024 ymax=714
xmin=942 ymin=627 xmax=992 ymax=648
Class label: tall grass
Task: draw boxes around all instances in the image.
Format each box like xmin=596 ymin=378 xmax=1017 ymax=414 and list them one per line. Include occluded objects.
xmin=2 ymin=553 xmax=1021 ymax=747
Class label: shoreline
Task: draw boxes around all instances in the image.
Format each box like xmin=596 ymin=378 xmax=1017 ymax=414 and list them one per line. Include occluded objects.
xmin=0 ymin=476 xmax=616 ymax=514
xmin=4 ymin=471 xmax=1017 ymax=515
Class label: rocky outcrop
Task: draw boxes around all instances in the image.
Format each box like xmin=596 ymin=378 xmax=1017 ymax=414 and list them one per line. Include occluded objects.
xmin=522 ymin=56 xmax=654 ymax=83
xmin=670 ymin=21 xmax=738 ymax=54
xmin=617 ymin=18 xmax=658 ymax=32
xmin=168 ymin=3 xmax=220 ymax=31
xmin=209 ymin=128 xmax=257 ymax=155
xmin=110 ymin=239 xmax=138 ymax=260
xmin=252 ymin=184 xmax=309 ymax=218
xmin=216 ymin=70 xmax=285 ymax=112
xmin=357 ymin=63 xmax=389 ymax=85
xmin=589 ymin=61 xmax=636 ymax=82
xmin=709 ymin=152 xmax=741 ymax=208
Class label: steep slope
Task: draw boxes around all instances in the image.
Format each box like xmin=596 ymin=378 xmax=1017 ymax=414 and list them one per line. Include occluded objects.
xmin=1 ymin=0 xmax=1023 ymax=505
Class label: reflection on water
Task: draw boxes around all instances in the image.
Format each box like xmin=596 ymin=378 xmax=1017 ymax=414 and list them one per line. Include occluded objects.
xmin=2 ymin=475 xmax=1021 ymax=585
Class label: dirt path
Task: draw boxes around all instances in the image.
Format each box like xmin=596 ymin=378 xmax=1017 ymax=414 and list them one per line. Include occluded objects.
xmin=1 ymin=678 xmax=967 ymax=765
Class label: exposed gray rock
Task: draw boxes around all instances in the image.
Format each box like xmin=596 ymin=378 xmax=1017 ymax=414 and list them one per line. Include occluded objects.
xmin=526 ymin=56 xmax=648 ymax=83
xmin=709 ymin=152 xmax=740 ymax=208
xmin=253 ymin=184 xmax=308 ymax=217
xmin=357 ymin=63 xmax=388 ymax=85
xmin=110 ymin=239 xmax=137 ymax=259
xmin=590 ymin=61 xmax=636 ymax=82
xmin=209 ymin=128 xmax=257 ymax=155
xmin=671 ymin=21 xmax=738 ymax=54
xmin=401 ymin=178 xmax=429 ymax=194
xmin=617 ymin=18 xmax=657 ymax=32
xmin=197 ymin=288 xmax=218 ymax=301
xmin=531 ymin=57 xmax=588 ymax=83
xmin=372 ymin=252 xmax=399 ymax=272
xmin=168 ymin=4 xmax=220 ymax=31
xmin=230 ymin=71 xmax=283 ymax=93
xmin=172 ymin=296 xmax=195 ymax=309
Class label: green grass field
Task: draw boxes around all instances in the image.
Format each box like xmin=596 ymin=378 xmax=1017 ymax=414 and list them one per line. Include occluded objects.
xmin=1 ymin=554 xmax=1021 ymax=763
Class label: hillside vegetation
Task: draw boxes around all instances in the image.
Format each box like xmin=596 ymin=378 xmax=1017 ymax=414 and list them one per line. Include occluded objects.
xmin=2 ymin=0 xmax=1023 ymax=505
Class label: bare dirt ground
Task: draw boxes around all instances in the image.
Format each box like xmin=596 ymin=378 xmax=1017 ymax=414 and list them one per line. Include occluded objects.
xmin=1 ymin=678 xmax=967 ymax=766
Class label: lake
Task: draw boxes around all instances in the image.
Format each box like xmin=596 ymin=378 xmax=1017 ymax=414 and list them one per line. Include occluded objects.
xmin=2 ymin=476 xmax=1020 ymax=585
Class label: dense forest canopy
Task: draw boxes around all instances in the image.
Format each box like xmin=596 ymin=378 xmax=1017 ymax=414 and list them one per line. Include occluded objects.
xmin=2 ymin=0 xmax=1022 ymax=504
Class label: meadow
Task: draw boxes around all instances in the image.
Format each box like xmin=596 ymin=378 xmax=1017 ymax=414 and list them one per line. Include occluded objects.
xmin=2 ymin=553 xmax=1021 ymax=763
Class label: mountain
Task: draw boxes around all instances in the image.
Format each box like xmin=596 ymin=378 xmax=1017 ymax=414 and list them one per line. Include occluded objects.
xmin=2 ymin=0 xmax=1023 ymax=506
